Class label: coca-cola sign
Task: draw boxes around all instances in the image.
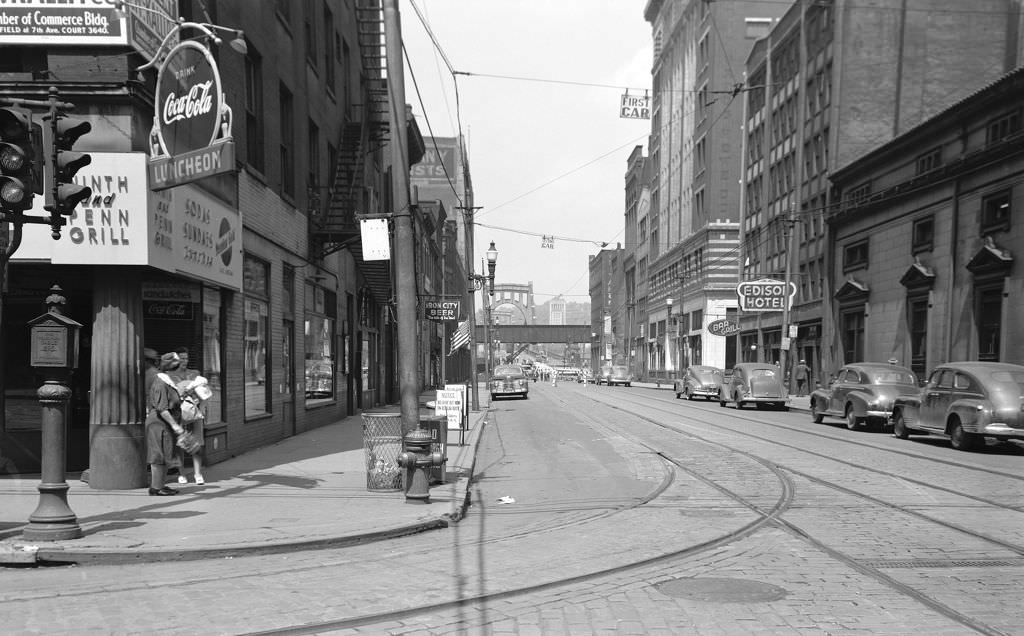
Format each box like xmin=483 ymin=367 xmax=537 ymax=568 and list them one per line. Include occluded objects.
xmin=155 ymin=41 xmax=222 ymax=157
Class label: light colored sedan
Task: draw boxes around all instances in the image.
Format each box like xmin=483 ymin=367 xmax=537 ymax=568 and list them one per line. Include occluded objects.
xmin=606 ymin=365 xmax=633 ymax=387
xmin=719 ymin=363 xmax=789 ymax=411
xmin=675 ymin=365 xmax=724 ymax=400
xmin=891 ymin=362 xmax=1024 ymax=450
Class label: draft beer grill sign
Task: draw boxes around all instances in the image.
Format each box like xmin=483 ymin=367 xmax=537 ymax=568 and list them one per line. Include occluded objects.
xmin=148 ymin=40 xmax=235 ymax=190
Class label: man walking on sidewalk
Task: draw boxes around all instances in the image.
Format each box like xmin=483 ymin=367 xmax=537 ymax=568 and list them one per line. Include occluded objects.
xmin=794 ymin=359 xmax=811 ymax=396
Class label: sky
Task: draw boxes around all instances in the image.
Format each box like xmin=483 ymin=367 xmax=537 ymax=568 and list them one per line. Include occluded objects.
xmin=401 ymin=1 xmax=653 ymax=304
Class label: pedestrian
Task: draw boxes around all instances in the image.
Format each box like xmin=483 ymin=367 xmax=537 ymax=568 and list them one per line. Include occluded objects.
xmin=794 ymin=359 xmax=811 ymax=396
xmin=143 ymin=347 xmax=160 ymax=396
xmin=171 ymin=346 xmax=206 ymax=485
xmin=146 ymin=352 xmax=185 ymax=496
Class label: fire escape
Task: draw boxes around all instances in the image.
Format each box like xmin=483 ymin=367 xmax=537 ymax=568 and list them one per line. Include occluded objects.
xmin=309 ymin=0 xmax=391 ymax=302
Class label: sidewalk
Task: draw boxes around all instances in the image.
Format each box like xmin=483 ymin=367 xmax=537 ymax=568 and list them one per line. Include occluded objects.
xmin=0 ymin=392 xmax=487 ymax=566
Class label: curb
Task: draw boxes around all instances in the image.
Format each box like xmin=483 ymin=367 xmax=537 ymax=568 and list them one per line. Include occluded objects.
xmin=1 ymin=410 xmax=491 ymax=567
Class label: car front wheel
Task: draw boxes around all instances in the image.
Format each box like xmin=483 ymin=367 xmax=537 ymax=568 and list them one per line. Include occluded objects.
xmin=893 ymin=412 xmax=911 ymax=439
xmin=811 ymin=400 xmax=824 ymax=423
xmin=845 ymin=405 xmax=860 ymax=430
xmin=950 ymin=419 xmax=980 ymax=451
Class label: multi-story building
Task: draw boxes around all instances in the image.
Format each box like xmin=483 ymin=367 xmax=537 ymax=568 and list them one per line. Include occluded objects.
xmin=739 ymin=0 xmax=1024 ymax=387
xmin=828 ymin=67 xmax=1024 ymax=376
xmin=0 ymin=1 xmax=450 ymax=485
xmin=643 ymin=0 xmax=786 ymax=380
xmin=589 ymin=245 xmax=626 ymax=372
xmin=624 ymin=145 xmax=651 ymax=380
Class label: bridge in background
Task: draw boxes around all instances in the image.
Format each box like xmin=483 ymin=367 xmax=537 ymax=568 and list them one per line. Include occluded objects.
xmin=474 ymin=324 xmax=592 ymax=344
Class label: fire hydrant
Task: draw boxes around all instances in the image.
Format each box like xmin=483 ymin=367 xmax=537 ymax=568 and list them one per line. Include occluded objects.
xmin=396 ymin=428 xmax=444 ymax=503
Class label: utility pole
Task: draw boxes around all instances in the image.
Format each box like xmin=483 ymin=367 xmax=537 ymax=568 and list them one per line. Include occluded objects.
xmin=780 ymin=214 xmax=799 ymax=389
xmin=455 ymin=205 xmax=482 ymax=411
xmin=382 ymin=0 xmax=419 ymax=431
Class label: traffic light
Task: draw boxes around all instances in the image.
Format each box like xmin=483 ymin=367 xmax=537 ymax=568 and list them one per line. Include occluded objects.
xmin=0 ymin=106 xmax=39 ymax=215
xmin=44 ymin=114 xmax=92 ymax=236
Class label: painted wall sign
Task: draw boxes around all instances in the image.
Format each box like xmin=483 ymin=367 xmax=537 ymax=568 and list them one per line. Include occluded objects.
xmin=15 ymin=153 xmax=150 ymax=264
xmin=0 ymin=1 xmax=127 ymax=45
xmin=13 ymin=152 xmax=242 ymax=290
xmin=410 ymin=140 xmax=456 ymax=184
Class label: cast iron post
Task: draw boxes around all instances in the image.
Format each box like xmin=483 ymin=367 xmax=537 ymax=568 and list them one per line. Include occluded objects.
xmin=23 ymin=285 xmax=82 ymax=541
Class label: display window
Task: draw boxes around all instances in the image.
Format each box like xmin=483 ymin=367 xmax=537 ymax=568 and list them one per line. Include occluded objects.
xmin=304 ymin=283 xmax=336 ymax=405
xmin=244 ymin=255 xmax=270 ymax=417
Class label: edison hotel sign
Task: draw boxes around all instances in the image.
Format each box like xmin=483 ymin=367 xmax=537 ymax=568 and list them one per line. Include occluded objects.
xmin=147 ymin=39 xmax=235 ymax=190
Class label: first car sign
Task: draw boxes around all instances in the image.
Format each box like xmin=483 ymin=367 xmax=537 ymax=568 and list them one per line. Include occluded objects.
xmin=736 ymin=279 xmax=797 ymax=312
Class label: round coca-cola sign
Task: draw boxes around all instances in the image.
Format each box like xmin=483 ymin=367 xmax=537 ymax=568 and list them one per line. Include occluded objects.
xmin=155 ymin=41 xmax=223 ymax=157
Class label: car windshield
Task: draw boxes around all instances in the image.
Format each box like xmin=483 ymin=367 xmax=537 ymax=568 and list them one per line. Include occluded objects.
xmin=695 ymin=370 xmax=721 ymax=382
xmin=749 ymin=368 xmax=777 ymax=378
xmin=989 ymin=371 xmax=1024 ymax=391
xmin=868 ymin=370 xmax=917 ymax=385
xmin=493 ymin=366 xmax=524 ymax=377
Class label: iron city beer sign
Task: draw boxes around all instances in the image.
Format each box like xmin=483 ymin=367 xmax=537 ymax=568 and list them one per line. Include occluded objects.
xmin=148 ymin=40 xmax=235 ymax=190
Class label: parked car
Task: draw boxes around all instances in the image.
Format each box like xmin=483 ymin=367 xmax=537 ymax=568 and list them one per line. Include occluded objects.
xmin=719 ymin=363 xmax=789 ymax=410
xmin=602 ymin=365 xmax=631 ymax=387
xmin=674 ymin=365 xmax=724 ymax=400
xmin=809 ymin=363 xmax=919 ymax=430
xmin=891 ymin=362 xmax=1024 ymax=451
xmin=596 ymin=365 xmax=614 ymax=385
xmin=488 ymin=364 xmax=530 ymax=400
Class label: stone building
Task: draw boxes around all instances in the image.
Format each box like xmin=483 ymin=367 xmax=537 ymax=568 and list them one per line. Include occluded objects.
xmin=828 ymin=67 xmax=1024 ymax=377
xmin=739 ymin=0 xmax=1024 ymax=388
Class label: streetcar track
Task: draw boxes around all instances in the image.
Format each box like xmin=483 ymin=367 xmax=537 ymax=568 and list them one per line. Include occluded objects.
xmin=574 ymin=388 xmax=1017 ymax=636
xmin=9 ymin=387 xmax=1018 ymax=636
xmin=599 ymin=389 xmax=1024 ymax=512
xmin=252 ymin=386 xmax=1016 ymax=635
xmin=586 ymin=389 xmax=1024 ymax=554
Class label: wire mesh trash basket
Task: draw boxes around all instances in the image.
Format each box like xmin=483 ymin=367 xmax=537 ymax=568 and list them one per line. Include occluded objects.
xmin=362 ymin=412 xmax=405 ymax=491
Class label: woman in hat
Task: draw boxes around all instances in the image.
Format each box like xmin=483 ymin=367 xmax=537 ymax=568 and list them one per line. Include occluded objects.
xmin=145 ymin=352 xmax=186 ymax=496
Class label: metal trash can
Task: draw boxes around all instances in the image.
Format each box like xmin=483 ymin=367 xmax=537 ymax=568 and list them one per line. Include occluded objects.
xmin=361 ymin=412 xmax=405 ymax=491
xmin=418 ymin=415 xmax=448 ymax=484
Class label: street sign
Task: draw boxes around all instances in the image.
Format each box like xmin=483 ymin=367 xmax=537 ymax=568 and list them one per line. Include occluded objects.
xmin=706 ymin=319 xmax=740 ymax=336
xmin=424 ymin=300 xmax=460 ymax=321
xmin=736 ymin=279 xmax=797 ymax=312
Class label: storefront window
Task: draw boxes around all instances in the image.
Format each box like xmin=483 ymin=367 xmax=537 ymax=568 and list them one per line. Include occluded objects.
xmin=244 ymin=255 xmax=270 ymax=417
xmin=304 ymin=283 xmax=336 ymax=404
xmin=202 ymin=288 xmax=224 ymax=425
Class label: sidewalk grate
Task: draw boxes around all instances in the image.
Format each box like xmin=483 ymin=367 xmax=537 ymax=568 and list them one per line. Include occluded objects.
xmin=859 ymin=558 xmax=1024 ymax=569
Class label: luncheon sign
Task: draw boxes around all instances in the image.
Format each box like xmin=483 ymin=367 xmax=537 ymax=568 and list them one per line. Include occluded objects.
xmin=147 ymin=39 xmax=235 ymax=190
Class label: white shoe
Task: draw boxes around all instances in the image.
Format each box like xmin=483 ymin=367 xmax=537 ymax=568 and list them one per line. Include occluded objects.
xmin=195 ymin=475 xmax=205 ymax=485
xmin=177 ymin=475 xmax=188 ymax=485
